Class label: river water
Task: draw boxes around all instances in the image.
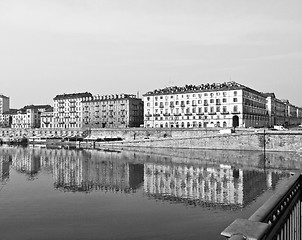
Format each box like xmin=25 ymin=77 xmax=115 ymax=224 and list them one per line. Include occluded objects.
xmin=0 ymin=145 xmax=301 ymax=240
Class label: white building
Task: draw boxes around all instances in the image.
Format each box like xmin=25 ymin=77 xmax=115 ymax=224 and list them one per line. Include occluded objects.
xmin=11 ymin=105 xmax=51 ymax=129
xmin=53 ymin=92 xmax=93 ymax=129
xmin=143 ymin=81 xmax=268 ymax=128
xmin=40 ymin=107 xmax=54 ymax=129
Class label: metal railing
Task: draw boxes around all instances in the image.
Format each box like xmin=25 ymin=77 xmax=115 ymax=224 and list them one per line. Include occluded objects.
xmin=221 ymin=172 xmax=302 ymax=240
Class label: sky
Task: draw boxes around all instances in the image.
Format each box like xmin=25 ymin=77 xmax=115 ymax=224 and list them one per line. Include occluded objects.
xmin=0 ymin=0 xmax=302 ymax=109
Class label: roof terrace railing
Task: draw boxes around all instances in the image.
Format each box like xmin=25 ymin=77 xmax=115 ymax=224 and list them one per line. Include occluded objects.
xmin=221 ymin=172 xmax=302 ymax=240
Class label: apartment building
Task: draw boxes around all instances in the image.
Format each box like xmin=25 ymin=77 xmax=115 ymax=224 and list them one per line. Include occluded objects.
xmin=40 ymin=107 xmax=54 ymax=129
xmin=1 ymin=109 xmax=17 ymax=128
xmin=143 ymin=81 xmax=268 ymax=128
xmin=0 ymin=95 xmax=10 ymax=127
xmin=53 ymin=92 xmax=93 ymax=129
xmin=11 ymin=105 xmax=51 ymax=129
xmin=263 ymin=93 xmax=286 ymax=127
xmin=82 ymin=94 xmax=144 ymax=128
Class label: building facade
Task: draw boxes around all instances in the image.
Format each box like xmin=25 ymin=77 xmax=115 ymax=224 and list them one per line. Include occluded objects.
xmin=1 ymin=109 xmax=17 ymax=128
xmin=82 ymin=94 xmax=144 ymax=128
xmin=11 ymin=105 xmax=51 ymax=129
xmin=0 ymin=95 xmax=10 ymax=127
xmin=53 ymin=92 xmax=93 ymax=129
xmin=40 ymin=107 xmax=54 ymax=129
xmin=263 ymin=93 xmax=287 ymax=127
xmin=143 ymin=82 xmax=268 ymax=128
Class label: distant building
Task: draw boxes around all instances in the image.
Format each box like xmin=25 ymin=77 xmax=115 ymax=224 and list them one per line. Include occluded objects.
xmin=281 ymin=100 xmax=301 ymax=126
xmin=0 ymin=95 xmax=10 ymax=127
xmin=1 ymin=109 xmax=18 ymax=128
xmin=143 ymin=81 xmax=268 ymax=128
xmin=11 ymin=105 xmax=51 ymax=129
xmin=82 ymin=94 xmax=144 ymax=128
xmin=53 ymin=92 xmax=93 ymax=129
xmin=263 ymin=93 xmax=286 ymax=127
xmin=40 ymin=107 xmax=54 ymax=129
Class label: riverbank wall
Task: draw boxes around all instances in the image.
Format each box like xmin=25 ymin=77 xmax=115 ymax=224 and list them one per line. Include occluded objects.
xmin=86 ymin=131 xmax=302 ymax=152
xmin=2 ymin=127 xmax=302 ymax=152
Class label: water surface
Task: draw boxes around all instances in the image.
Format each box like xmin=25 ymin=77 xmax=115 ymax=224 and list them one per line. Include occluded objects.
xmin=0 ymin=146 xmax=300 ymax=240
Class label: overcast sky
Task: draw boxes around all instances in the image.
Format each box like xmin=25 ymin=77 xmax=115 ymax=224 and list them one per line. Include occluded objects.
xmin=1 ymin=0 xmax=302 ymax=108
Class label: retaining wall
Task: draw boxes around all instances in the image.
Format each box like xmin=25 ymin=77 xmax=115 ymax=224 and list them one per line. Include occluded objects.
xmin=91 ymin=132 xmax=302 ymax=152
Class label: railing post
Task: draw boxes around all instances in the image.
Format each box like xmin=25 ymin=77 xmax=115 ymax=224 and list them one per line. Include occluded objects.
xmin=221 ymin=219 xmax=269 ymax=240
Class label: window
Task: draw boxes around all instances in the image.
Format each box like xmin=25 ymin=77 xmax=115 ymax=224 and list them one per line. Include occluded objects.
xmin=233 ymin=98 xmax=237 ymax=102
xmin=234 ymin=91 xmax=237 ymax=96
xmin=186 ymin=100 xmax=190 ymax=104
xmin=233 ymin=106 xmax=238 ymax=113
xmin=210 ymin=107 xmax=214 ymax=113
xmin=223 ymin=98 xmax=227 ymax=103
xmin=198 ymin=94 xmax=202 ymax=98
xmin=204 ymin=107 xmax=208 ymax=113
xmin=147 ymin=97 xmax=150 ymax=101
xmin=210 ymin=99 xmax=214 ymax=103
xmin=216 ymin=106 xmax=220 ymax=112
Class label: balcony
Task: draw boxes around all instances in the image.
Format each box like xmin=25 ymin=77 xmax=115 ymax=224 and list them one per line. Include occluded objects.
xmin=196 ymin=113 xmax=204 ymax=115
xmin=204 ymin=103 xmax=209 ymax=106
xmin=216 ymin=102 xmax=221 ymax=105
xmin=145 ymin=114 xmax=152 ymax=117
xmin=221 ymin=111 xmax=230 ymax=115
xmin=231 ymin=111 xmax=241 ymax=114
xmin=153 ymin=114 xmax=160 ymax=117
xmin=208 ymin=112 xmax=216 ymax=115
xmin=173 ymin=113 xmax=181 ymax=116
xmin=180 ymin=104 xmax=185 ymax=107
xmin=159 ymin=105 xmax=164 ymax=108
xmin=185 ymin=113 xmax=192 ymax=116
xmin=163 ymin=113 xmax=170 ymax=116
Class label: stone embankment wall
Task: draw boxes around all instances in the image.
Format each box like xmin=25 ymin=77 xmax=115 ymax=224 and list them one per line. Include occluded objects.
xmin=90 ymin=131 xmax=302 ymax=152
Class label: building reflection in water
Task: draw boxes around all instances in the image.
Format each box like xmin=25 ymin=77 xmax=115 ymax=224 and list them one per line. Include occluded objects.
xmin=144 ymin=163 xmax=286 ymax=208
xmin=0 ymin=146 xmax=295 ymax=208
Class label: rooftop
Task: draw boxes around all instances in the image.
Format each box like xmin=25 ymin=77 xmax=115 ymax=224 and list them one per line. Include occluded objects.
xmin=53 ymin=92 xmax=93 ymax=100
xmin=143 ymin=81 xmax=262 ymax=96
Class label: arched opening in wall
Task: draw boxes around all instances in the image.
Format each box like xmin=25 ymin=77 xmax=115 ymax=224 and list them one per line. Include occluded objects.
xmin=187 ymin=122 xmax=190 ymax=128
xmin=198 ymin=122 xmax=202 ymax=128
xmin=232 ymin=115 xmax=239 ymax=128
xmin=165 ymin=122 xmax=168 ymax=128
xmin=203 ymin=122 xmax=208 ymax=128
xmin=102 ymin=122 xmax=106 ymax=128
xmin=181 ymin=122 xmax=185 ymax=128
xmin=176 ymin=122 xmax=179 ymax=128
xmin=216 ymin=121 xmax=220 ymax=127
xmin=223 ymin=121 xmax=227 ymax=128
